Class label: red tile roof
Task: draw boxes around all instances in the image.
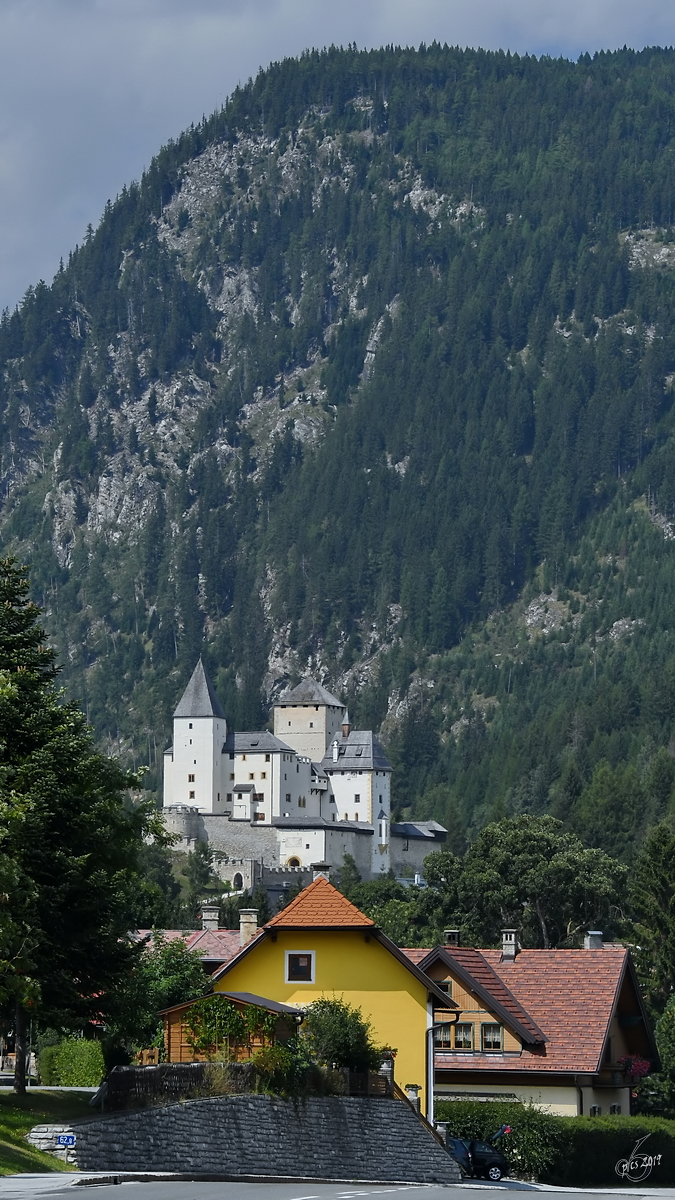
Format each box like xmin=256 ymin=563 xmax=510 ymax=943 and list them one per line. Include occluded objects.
xmin=414 ymin=945 xmax=629 ymax=1076
xmin=265 ymin=875 xmax=375 ymax=928
xmin=429 ymin=947 xmax=546 ymax=1044
xmin=136 ymin=928 xmax=241 ymax=962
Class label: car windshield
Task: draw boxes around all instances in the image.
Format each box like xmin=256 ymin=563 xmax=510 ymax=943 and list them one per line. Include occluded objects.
xmin=473 ymin=1142 xmax=495 ymax=1153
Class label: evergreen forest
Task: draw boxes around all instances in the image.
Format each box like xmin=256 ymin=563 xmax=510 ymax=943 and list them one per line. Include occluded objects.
xmin=3 ymin=44 xmax=675 ymax=856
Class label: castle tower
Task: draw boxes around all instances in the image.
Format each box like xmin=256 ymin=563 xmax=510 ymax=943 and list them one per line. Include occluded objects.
xmin=163 ymin=658 xmax=228 ymax=813
xmin=273 ymin=678 xmax=346 ymax=763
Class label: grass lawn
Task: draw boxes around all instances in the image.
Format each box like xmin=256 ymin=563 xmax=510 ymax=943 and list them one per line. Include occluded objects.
xmin=0 ymin=1089 xmax=93 ymax=1174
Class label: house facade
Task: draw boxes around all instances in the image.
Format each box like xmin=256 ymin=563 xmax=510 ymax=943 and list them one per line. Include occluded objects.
xmin=210 ymin=875 xmax=454 ymax=1114
xmin=405 ymin=932 xmax=657 ymax=1117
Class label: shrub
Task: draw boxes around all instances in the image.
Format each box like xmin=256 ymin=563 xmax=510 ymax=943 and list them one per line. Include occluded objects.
xmin=37 ymin=1043 xmax=61 ymax=1086
xmin=550 ymin=1116 xmax=675 ymax=1187
xmin=435 ymin=1101 xmax=675 ymax=1186
xmin=39 ymin=1038 xmax=105 ymax=1087
xmin=435 ymin=1100 xmax=565 ymax=1179
xmin=301 ymin=998 xmax=384 ymax=1072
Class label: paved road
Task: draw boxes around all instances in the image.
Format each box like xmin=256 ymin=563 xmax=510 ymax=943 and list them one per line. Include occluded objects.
xmin=4 ymin=1179 xmax=675 ymax=1200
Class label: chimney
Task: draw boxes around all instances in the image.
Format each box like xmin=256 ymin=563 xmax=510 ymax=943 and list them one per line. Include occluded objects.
xmin=444 ymin=929 xmax=461 ymax=947
xmin=342 ymin=710 xmax=351 ymax=739
xmin=312 ymin=863 xmax=330 ymax=881
xmin=239 ymin=908 xmax=258 ymax=946
xmin=501 ymin=929 xmax=518 ymax=960
xmin=332 ymin=739 xmax=339 ymax=763
xmin=200 ymin=902 xmax=220 ymax=931
xmin=584 ymin=930 xmax=604 ymax=949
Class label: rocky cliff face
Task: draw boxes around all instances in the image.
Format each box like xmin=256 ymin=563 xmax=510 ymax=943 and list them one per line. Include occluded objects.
xmin=3 ymin=46 xmax=675 ymax=844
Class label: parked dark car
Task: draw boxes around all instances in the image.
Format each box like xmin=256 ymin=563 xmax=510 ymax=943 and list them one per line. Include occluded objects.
xmin=446 ymin=1136 xmax=509 ymax=1181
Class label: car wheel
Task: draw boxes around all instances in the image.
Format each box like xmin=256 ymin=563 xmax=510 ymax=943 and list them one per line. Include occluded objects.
xmin=487 ymin=1166 xmax=503 ymax=1182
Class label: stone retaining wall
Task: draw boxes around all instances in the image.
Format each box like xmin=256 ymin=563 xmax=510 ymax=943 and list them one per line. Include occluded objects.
xmin=27 ymin=1094 xmax=459 ymax=1182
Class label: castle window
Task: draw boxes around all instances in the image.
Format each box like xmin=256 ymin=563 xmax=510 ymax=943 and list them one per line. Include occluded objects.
xmin=227 ymin=793 xmax=232 ymax=802
xmin=261 ymin=772 xmax=267 ymax=780
xmin=355 ymin=794 xmax=360 ymax=803
xmin=189 ymin=723 xmax=192 ymax=729
xmin=188 ymin=774 xmax=195 ymax=782
xmin=309 ymin=722 xmax=313 ymax=728
xmin=286 ymin=793 xmax=291 ymax=802
xmin=254 ymin=813 xmax=265 ymax=821
xmin=189 ymin=791 xmax=195 ymax=799
xmin=265 ymin=754 xmax=270 ymax=762
xmin=242 ymin=754 xmax=247 ymax=761
xmin=298 ymin=797 xmax=306 ymax=808
xmin=230 ymin=773 xmax=234 ymax=781
xmin=249 ymin=773 xmax=254 ymax=781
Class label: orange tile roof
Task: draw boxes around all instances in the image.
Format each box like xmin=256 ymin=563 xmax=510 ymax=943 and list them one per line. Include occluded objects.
xmin=409 ymin=944 xmax=631 ymax=1076
xmin=477 ymin=948 xmax=627 ymax=1073
xmin=265 ymin=875 xmax=375 ymax=929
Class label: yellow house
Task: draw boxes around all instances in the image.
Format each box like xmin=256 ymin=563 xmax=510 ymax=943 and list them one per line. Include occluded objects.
xmin=211 ymin=876 xmax=455 ymax=1114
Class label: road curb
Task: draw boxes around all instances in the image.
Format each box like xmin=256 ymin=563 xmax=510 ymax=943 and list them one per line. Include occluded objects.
xmin=72 ymin=1173 xmax=447 ymax=1187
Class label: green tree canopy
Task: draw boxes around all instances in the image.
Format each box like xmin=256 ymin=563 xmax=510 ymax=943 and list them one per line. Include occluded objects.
xmin=0 ymin=558 xmax=162 ymax=1090
xmin=424 ymin=815 xmax=627 ymax=948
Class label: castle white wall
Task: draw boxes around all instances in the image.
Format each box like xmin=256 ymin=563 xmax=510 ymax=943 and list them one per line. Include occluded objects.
xmin=169 ymin=715 xmax=227 ymax=813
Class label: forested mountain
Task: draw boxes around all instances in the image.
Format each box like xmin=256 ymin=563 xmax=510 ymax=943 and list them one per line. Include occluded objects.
xmin=4 ymin=44 xmax=675 ymax=856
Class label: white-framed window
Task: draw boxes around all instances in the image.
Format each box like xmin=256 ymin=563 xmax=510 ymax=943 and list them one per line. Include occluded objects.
xmin=285 ymin=950 xmax=315 ymax=984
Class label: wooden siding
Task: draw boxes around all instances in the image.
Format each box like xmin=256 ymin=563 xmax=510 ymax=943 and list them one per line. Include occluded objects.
xmin=427 ymin=964 xmax=523 ymax=1054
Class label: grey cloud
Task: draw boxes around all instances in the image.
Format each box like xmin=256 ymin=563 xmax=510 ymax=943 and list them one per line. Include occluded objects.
xmin=1 ymin=0 xmax=674 ymax=310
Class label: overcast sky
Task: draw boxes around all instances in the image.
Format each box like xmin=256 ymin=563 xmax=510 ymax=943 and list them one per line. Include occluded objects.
xmin=0 ymin=0 xmax=674 ymax=313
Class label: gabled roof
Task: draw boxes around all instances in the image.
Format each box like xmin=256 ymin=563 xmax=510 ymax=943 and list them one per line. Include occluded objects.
xmin=266 ymin=875 xmax=375 ymax=928
xmin=159 ymin=990 xmax=301 ymax=1017
xmin=174 ymin=658 xmax=226 ymax=720
xmin=406 ymin=942 xmax=656 ymax=1077
xmin=275 ymin=678 xmax=344 ymax=708
xmin=135 ymin=928 xmax=240 ymax=964
xmin=223 ymin=731 xmax=295 ymax=754
xmin=320 ymin=730 xmax=392 ymax=772
xmin=210 ymin=878 xmax=456 ymax=1007
xmin=413 ymin=946 xmax=546 ymax=1046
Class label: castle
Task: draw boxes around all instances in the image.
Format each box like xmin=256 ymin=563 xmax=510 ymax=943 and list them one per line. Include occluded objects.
xmin=162 ymin=658 xmax=446 ymax=889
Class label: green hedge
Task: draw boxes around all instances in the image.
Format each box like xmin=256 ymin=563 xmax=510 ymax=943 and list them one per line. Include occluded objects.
xmin=37 ymin=1038 xmax=105 ymax=1088
xmin=435 ymin=1100 xmax=675 ymax=1186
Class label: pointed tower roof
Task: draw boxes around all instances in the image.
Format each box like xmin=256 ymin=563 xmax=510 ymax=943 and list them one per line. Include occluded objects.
xmin=274 ymin=678 xmax=343 ymax=708
xmin=266 ymin=875 xmax=375 ymax=929
xmin=173 ymin=658 xmax=226 ymax=720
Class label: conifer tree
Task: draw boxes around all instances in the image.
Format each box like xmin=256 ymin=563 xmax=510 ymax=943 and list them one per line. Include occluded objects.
xmin=0 ymin=558 xmax=161 ymax=1092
